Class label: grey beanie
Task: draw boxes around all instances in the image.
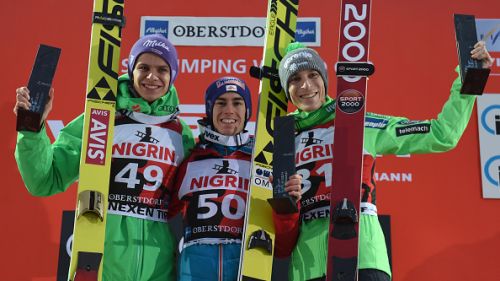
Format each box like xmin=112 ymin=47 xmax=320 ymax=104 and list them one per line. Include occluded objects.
xmin=278 ymin=44 xmax=328 ymax=99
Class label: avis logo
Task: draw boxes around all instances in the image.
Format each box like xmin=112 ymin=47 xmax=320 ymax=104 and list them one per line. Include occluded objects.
xmin=86 ymin=109 xmax=110 ymax=165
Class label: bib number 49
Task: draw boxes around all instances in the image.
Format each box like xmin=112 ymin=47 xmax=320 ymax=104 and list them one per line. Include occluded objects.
xmin=114 ymin=162 xmax=164 ymax=191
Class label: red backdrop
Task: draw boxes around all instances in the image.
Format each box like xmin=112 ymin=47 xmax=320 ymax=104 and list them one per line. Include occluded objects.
xmin=2 ymin=1 xmax=500 ymax=280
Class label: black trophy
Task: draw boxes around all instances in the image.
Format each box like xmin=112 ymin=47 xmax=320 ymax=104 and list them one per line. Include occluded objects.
xmin=16 ymin=44 xmax=61 ymax=132
xmin=454 ymin=14 xmax=490 ymax=95
xmin=268 ymin=115 xmax=298 ymax=214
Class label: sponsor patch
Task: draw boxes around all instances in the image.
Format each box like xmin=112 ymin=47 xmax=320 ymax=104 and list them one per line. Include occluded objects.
xmin=144 ymin=19 xmax=169 ymax=37
xmin=397 ymin=119 xmax=426 ymax=125
xmin=337 ymin=89 xmax=364 ymax=114
xmin=296 ymin=21 xmax=318 ymax=44
xmin=86 ymin=109 xmax=110 ymax=165
xmin=226 ymin=85 xmax=238 ymax=92
xmin=365 ymin=117 xmax=389 ymax=129
xmin=396 ymin=124 xmax=431 ymax=136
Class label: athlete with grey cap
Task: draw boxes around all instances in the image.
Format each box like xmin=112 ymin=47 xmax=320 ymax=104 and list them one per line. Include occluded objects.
xmin=273 ymin=41 xmax=493 ymax=281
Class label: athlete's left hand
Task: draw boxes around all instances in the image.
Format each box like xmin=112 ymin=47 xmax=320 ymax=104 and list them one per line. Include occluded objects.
xmin=471 ymin=41 xmax=494 ymax=68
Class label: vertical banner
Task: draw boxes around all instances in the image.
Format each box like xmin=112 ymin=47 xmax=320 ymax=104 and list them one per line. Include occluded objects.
xmin=476 ymin=18 xmax=500 ymax=198
xmin=477 ymin=94 xmax=500 ymax=198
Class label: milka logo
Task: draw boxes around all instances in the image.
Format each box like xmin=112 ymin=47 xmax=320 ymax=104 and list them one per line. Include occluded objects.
xmin=146 ymin=27 xmax=167 ymax=34
xmin=142 ymin=39 xmax=170 ymax=51
xmin=296 ymin=28 xmax=315 ymax=36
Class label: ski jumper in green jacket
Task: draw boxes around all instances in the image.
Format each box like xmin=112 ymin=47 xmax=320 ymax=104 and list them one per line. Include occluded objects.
xmin=15 ymin=75 xmax=195 ymax=281
xmin=272 ymin=41 xmax=487 ymax=280
xmin=274 ymin=70 xmax=475 ymax=280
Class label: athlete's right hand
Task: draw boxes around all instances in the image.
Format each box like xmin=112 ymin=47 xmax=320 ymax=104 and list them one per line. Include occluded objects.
xmin=471 ymin=41 xmax=494 ymax=69
xmin=14 ymin=86 xmax=54 ymax=125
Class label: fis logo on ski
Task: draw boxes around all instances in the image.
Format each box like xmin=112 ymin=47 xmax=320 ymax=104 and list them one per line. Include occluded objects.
xmin=144 ymin=19 xmax=169 ymax=38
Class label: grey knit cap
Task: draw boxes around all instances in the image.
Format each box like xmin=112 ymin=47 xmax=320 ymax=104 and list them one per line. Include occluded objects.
xmin=278 ymin=46 xmax=328 ymax=99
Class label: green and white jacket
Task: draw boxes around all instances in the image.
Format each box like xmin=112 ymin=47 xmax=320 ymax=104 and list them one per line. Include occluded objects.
xmin=274 ymin=70 xmax=476 ymax=280
xmin=15 ymin=75 xmax=195 ymax=281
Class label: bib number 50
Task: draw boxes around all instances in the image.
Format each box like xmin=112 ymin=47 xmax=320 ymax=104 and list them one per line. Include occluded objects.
xmin=197 ymin=193 xmax=245 ymax=220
